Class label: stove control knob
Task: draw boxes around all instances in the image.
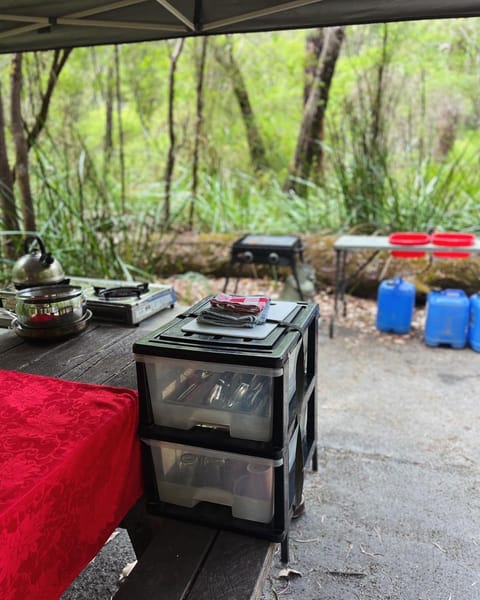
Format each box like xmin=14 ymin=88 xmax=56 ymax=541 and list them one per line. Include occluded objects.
xmin=238 ymin=251 xmax=253 ymax=263
xmin=268 ymin=252 xmax=279 ymax=264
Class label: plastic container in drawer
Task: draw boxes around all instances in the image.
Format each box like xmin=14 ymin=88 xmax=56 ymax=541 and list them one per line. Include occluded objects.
xmin=142 ymin=431 xmax=298 ymax=524
xmin=136 ymin=345 xmax=301 ymax=442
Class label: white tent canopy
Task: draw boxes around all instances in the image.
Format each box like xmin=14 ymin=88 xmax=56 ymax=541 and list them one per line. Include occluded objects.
xmin=0 ymin=0 xmax=479 ymax=54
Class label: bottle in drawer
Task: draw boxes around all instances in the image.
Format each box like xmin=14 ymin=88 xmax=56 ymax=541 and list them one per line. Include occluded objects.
xmin=142 ymin=439 xmax=282 ymax=523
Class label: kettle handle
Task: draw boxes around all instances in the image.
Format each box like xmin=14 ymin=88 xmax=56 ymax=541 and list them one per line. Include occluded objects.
xmin=23 ymin=235 xmax=54 ymax=266
xmin=23 ymin=235 xmax=46 ymax=255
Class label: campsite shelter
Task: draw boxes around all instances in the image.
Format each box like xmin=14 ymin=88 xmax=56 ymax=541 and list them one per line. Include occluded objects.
xmin=0 ymin=1 xmax=479 ymax=54
xmin=1 ymin=3 xmax=479 ymax=600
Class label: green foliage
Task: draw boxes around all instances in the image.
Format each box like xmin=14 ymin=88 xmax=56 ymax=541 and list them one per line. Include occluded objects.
xmin=1 ymin=20 xmax=480 ymax=282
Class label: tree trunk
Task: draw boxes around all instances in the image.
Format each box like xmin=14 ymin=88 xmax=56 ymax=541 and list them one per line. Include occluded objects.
xmin=214 ymin=40 xmax=269 ymax=172
xmin=189 ymin=37 xmax=208 ymax=230
xmin=433 ymin=104 xmax=459 ymax=162
xmin=11 ymin=53 xmax=36 ymax=233
xmin=304 ymin=30 xmax=324 ymax=105
xmin=164 ymin=38 xmax=185 ymax=226
xmin=104 ymin=63 xmax=114 ymax=165
xmin=26 ymin=49 xmax=71 ymax=149
xmin=114 ymin=45 xmax=126 ymax=213
xmin=0 ymin=86 xmax=19 ymax=260
xmin=285 ymin=26 xmax=345 ymax=195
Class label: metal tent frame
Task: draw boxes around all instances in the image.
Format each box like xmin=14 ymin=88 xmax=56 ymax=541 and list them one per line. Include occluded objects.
xmin=0 ymin=1 xmax=479 ymax=54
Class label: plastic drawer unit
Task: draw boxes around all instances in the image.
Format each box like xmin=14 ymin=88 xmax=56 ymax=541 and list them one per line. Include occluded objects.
xmin=141 ymin=424 xmax=301 ymax=542
xmin=134 ymin=298 xmax=318 ymax=454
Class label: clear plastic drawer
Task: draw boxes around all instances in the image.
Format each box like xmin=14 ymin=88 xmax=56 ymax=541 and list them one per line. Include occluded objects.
xmin=142 ymin=437 xmax=299 ymax=524
xmin=136 ymin=348 xmax=301 ymax=442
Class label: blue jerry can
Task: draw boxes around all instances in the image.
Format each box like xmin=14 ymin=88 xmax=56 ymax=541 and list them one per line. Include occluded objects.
xmin=376 ymin=277 xmax=416 ymax=334
xmin=468 ymin=293 xmax=480 ymax=352
xmin=425 ymin=289 xmax=469 ymax=349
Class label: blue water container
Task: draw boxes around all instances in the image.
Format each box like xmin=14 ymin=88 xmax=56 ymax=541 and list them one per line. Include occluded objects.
xmin=468 ymin=294 xmax=480 ymax=352
xmin=376 ymin=277 xmax=416 ymax=334
xmin=424 ymin=289 xmax=469 ymax=349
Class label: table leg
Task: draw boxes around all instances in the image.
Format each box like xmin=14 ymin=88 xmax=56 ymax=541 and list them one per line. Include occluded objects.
xmin=233 ymin=263 xmax=244 ymax=294
xmin=311 ymin=445 xmax=318 ymax=472
xmin=223 ymin=260 xmax=234 ymax=293
xmin=223 ymin=260 xmax=245 ymax=294
xmin=340 ymin=250 xmax=348 ymax=317
xmin=330 ymin=249 xmax=342 ymax=338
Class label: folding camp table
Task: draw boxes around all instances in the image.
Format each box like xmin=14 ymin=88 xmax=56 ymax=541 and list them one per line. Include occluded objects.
xmin=331 ymin=234 xmax=480 ymax=338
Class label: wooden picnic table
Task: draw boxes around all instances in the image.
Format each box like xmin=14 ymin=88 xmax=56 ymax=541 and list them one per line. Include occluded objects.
xmin=0 ymin=310 xmax=274 ymax=600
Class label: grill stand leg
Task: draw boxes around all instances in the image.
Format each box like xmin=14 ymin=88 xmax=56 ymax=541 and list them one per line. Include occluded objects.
xmin=290 ymin=259 xmax=305 ymax=301
xmin=281 ymin=536 xmax=289 ymax=563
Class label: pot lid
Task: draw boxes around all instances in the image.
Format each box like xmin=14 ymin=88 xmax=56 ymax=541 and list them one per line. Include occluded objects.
xmin=16 ymin=285 xmax=83 ymax=303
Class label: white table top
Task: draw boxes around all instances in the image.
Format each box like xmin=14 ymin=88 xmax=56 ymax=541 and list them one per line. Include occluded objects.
xmin=334 ymin=235 xmax=480 ymax=254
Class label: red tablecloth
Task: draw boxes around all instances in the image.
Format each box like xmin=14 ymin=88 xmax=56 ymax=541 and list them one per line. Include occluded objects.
xmin=0 ymin=369 xmax=143 ymax=600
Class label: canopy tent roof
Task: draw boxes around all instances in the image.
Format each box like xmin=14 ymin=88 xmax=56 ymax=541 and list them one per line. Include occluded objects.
xmin=0 ymin=0 xmax=479 ymax=54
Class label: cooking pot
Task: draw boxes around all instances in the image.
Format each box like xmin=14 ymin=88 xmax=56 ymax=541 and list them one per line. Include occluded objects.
xmin=12 ymin=236 xmax=65 ymax=289
xmin=15 ymin=285 xmax=87 ymax=329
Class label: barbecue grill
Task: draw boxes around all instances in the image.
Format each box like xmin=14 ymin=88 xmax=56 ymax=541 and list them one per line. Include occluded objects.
xmin=223 ymin=234 xmax=305 ymax=299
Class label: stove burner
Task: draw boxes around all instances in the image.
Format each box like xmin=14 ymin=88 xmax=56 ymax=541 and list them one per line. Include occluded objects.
xmin=93 ymin=282 xmax=149 ymax=299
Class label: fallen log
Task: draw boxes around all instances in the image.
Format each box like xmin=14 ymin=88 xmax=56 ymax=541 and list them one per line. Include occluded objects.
xmin=149 ymin=232 xmax=480 ymax=299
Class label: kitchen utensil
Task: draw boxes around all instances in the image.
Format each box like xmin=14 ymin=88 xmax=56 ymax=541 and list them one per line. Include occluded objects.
xmin=15 ymin=285 xmax=87 ymax=329
xmin=10 ymin=309 xmax=92 ymax=341
xmin=12 ymin=236 xmax=65 ymax=289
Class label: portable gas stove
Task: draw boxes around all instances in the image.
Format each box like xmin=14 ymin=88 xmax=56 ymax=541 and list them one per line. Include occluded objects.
xmin=223 ymin=234 xmax=305 ymax=299
xmin=0 ymin=277 xmax=176 ymax=327
xmin=68 ymin=277 xmax=176 ymax=325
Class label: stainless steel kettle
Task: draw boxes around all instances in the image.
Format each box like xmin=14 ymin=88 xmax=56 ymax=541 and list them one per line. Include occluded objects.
xmin=12 ymin=236 xmax=65 ymax=289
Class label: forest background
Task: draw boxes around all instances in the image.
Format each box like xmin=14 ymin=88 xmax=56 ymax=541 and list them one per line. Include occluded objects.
xmin=0 ymin=18 xmax=479 ymax=284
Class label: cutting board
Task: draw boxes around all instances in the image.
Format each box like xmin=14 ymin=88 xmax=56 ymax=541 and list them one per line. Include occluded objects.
xmin=180 ymin=301 xmax=298 ymax=339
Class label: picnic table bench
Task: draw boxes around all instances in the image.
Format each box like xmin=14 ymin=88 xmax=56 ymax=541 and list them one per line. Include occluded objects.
xmin=0 ymin=310 xmax=276 ymax=600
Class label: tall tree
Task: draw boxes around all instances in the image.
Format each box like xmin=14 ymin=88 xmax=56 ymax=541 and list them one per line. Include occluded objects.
xmin=189 ymin=37 xmax=208 ymax=230
xmin=164 ymin=38 xmax=185 ymax=226
xmin=104 ymin=63 xmax=114 ymax=160
xmin=214 ymin=38 xmax=269 ymax=172
xmin=304 ymin=29 xmax=324 ymax=105
xmin=0 ymin=86 xmax=19 ymax=260
xmin=285 ymin=26 xmax=345 ymax=195
xmin=26 ymin=49 xmax=71 ymax=150
xmin=433 ymin=104 xmax=459 ymax=161
xmin=0 ymin=48 xmax=71 ymax=254
xmin=11 ymin=53 xmax=35 ymax=233
xmin=114 ymin=45 xmax=126 ymax=213
xmin=329 ymin=24 xmax=398 ymax=229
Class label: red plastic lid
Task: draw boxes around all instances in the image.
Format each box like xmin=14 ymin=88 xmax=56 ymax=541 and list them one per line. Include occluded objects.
xmin=389 ymin=232 xmax=431 ymax=246
xmin=433 ymin=251 xmax=471 ymax=259
xmin=389 ymin=232 xmax=429 ymax=258
xmin=391 ymin=250 xmax=426 ymax=258
xmin=431 ymin=232 xmax=476 ymax=247
xmin=431 ymin=232 xmax=475 ymax=258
